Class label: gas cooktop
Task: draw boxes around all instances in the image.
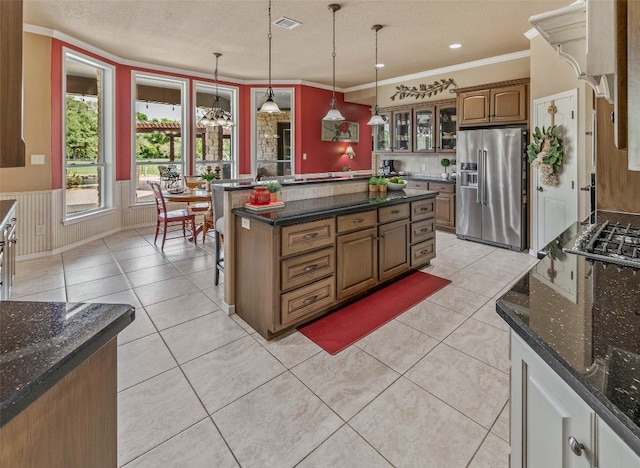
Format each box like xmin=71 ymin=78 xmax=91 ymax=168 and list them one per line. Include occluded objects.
xmin=564 ymin=221 xmax=640 ymax=270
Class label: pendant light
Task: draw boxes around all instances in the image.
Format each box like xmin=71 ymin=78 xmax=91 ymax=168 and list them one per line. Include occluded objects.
xmin=367 ymin=25 xmax=386 ymax=126
xmin=323 ymin=4 xmax=345 ymax=121
xmin=200 ymin=53 xmax=235 ymax=127
xmin=259 ymin=0 xmax=281 ymax=113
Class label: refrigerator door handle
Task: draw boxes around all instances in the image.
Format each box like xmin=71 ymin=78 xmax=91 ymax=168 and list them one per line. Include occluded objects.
xmin=476 ymin=149 xmax=482 ymax=204
xmin=482 ymin=150 xmax=488 ymax=204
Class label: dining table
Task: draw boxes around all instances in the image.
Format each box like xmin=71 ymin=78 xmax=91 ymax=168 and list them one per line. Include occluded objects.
xmin=163 ymin=188 xmax=212 ymax=242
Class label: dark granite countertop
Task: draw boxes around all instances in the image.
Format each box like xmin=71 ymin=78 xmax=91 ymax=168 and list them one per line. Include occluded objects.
xmin=497 ymin=210 xmax=640 ymax=456
xmin=232 ymin=189 xmax=438 ymax=226
xmin=0 ymin=301 xmax=134 ymax=428
xmin=212 ymin=175 xmax=371 ymax=192
xmin=404 ymin=176 xmax=455 ymax=184
xmin=0 ymin=200 xmax=17 ymax=227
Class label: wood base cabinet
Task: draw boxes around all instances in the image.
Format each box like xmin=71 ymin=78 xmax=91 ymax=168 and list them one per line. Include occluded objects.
xmin=234 ymin=197 xmax=436 ymax=339
xmin=511 ymin=332 xmax=640 ymax=468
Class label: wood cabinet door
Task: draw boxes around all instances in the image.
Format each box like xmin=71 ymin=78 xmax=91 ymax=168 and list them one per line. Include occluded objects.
xmin=336 ymin=227 xmax=377 ymax=299
xmin=458 ymin=90 xmax=490 ymax=125
xmin=435 ymin=193 xmax=455 ymax=227
xmin=378 ymin=220 xmax=409 ymax=282
xmin=490 ymin=84 xmax=527 ymax=123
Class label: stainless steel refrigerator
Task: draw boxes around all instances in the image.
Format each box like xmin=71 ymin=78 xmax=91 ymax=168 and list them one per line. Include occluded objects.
xmin=456 ymin=127 xmax=527 ymax=251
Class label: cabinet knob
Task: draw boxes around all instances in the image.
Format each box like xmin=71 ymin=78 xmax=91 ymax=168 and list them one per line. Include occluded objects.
xmin=567 ymin=436 xmax=584 ymax=456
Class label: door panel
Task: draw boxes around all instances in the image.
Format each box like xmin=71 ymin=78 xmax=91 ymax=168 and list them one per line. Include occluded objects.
xmin=482 ymin=128 xmax=523 ymax=248
xmin=533 ymin=91 xmax=578 ymax=251
xmin=456 ymin=130 xmax=482 ymax=238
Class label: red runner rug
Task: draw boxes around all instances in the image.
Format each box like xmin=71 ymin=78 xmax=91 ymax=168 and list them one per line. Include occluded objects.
xmin=298 ymin=271 xmax=451 ymax=355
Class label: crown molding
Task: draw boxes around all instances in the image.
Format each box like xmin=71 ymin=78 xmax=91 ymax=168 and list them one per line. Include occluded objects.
xmin=524 ymin=27 xmax=539 ymax=40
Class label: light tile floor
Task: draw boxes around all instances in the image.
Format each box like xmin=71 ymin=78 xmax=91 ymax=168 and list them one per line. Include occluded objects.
xmin=14 ymin=227 xmax=538 ymax=467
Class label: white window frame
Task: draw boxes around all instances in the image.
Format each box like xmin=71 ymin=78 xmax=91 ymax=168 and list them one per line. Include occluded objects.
xmin=62 ymin=48 xmax=115 ymax=220
xmin=251 ymin=87 xmax=295 ymax=178
xmin=192 ymin=80 xmax=239 ymax=178
xmin=131 ymin=72 xmax=189 ymax=205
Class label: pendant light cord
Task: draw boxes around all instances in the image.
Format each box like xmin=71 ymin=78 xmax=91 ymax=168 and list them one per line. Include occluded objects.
xmin=331 ymin=6 xmax=336 ymax=104
xmin=374 ymin=27 xmax=378 ymax=110
xmin=268 ymin=0 xmax=273 ymax=95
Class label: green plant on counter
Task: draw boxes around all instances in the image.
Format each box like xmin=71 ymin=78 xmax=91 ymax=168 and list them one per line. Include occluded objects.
xmin=440 ymin=158 xmax=451 ymax=169
xmin=200 ymin=171 xmax=220 ymax=182
xmin=377 ymin=177 xmax=388 ymax=186
xmin=264 ymin=181 xmax=281 ymax=193
xmin=368 ymin=177 xmax=379 ymax=186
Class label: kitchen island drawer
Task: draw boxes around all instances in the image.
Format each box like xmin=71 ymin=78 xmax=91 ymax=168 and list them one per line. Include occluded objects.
xmin=280 ymin=276 xmax=335 ymax=327
xmin=337 ymin=210 xmax=377 ymax=234
xmin=406 ymin=181 xmax=430 ymax=190
xmin=411 ymin=199 xmax=435 ymax=221
xmin=410 ymin=239 xmax=435 ymax=266
xmin=411 ymin=219 xmax=435 ymax=244
xmin=281 ymin=218 xmax=335 ymax=257
xmin=281 ymin=247 xmax=335 ymax=292
xmin=428 ymin=182 xmax=455 ymax=193
xmin=378 ymin=203 xmax=409 ymax=224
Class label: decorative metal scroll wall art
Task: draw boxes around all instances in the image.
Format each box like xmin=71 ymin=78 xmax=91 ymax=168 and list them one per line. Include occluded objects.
xmin=390 ymin=78 xmax=457 ymax=101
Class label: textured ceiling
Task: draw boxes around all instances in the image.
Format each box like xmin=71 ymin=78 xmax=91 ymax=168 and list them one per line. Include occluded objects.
xmin=24 ymin=0 xmax=571 ymax=89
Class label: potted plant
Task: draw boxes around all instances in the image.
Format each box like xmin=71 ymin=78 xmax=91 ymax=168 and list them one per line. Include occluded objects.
xmin=368 ymin=177 xmax=379 ymax=193
xmin=440 ymin=158 xmax=451 ymax=179
xmin=200 ymin=171 xmax=220 ymax=192
xmin=377 ymin=177 xmax=388 ymax=194
xmin=265 ymin=181 xmax=281 ymax=202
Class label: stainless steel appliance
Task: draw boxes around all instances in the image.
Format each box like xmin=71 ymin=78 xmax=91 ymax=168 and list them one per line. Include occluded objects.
xmin=456 ymin=127 xmax=527 ymax=250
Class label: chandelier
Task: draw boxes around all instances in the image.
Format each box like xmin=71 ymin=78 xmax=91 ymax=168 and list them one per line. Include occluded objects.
xmin=200 ymin=53 xmax=235 ymax=127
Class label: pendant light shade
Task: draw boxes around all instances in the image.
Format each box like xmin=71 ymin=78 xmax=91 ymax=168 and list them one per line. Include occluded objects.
xmin=259 ymin=0 xmax=281 ymax=113
xmin=200 ymin=53 xmax=235 ymax=127
xmin=367 ymin=24 xmax=385 ymax=126
xmin=323 ymin=4 xmax=344 ymax=121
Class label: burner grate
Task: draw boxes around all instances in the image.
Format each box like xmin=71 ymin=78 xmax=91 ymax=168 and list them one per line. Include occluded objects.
xmin=564 ymin=221 xmax=640 ymax=270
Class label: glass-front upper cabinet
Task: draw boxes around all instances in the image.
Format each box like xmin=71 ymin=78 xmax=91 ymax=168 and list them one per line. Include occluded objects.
xmin=439 ymin=103 xmax=457 ymax=152
xmin=372 ymin=111 xmax=392 ymax=152
xmin=393 ymin=110 xmax=412 ymax=152
xmin=414 ymin=107 xmax=434 ymax=152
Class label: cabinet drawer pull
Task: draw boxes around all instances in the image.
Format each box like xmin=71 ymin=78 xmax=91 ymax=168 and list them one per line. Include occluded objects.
xmin=419 ymin=228 xmax=431 ymax=233
xmin=303 ymin=232 xmax=318 ymax=240
xmin=302 ymin=295 xmax=318 ymax=305
xmin=352 ymin=218 xmax=365 ymax=224
xmin=567 ymin=436 xmax=584 ymax=456
xmin=420 ymin=207 xmax=430 ymax=211
xmin=391 ymin=209 xmax=400 ymax=214
xmin=302 ymin=264 xmax=319 ymax=273
xmin=419 ymin=249 xmax=431 ymax=255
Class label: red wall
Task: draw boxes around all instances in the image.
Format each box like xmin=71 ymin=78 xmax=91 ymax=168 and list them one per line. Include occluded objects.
xmin=298 ymin=86 xmax=371 ymax=173
xmin=50 ymin=40 xmax=371 ymax=186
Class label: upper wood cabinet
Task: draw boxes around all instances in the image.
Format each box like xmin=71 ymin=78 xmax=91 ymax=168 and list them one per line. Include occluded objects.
xmin=0 ymin=0 xmax=26 ymax=168
xmin=457 ymin=80 xmax=528 ymax=127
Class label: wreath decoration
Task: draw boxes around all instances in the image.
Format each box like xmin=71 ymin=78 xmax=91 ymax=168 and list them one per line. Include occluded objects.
xmin=527 ymin=125 xmax=563 ymax=186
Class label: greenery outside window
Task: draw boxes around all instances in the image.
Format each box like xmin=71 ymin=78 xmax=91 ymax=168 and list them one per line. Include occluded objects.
xmin=193 ymin=82 xmax=237 ymax=179
xmin=63 ymin=50 xmax=114 ymax=218
xmin=133 ymin=74 xmax=187 ymax=203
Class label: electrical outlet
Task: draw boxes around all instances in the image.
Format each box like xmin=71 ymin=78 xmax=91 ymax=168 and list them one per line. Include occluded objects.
xmin=36 ymin=224 xmax=46 ymax=235
xmin=31 ymin=154 xmax=45 ymax=165
xmin=303 ymin=153 xmax=307 ymax=160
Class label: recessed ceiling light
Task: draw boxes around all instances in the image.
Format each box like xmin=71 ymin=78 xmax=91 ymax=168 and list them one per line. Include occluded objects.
xmin=449 ymin=43 xmax=462 ymax=49
xmin=375 ymin=63 xmax=385 ymax=68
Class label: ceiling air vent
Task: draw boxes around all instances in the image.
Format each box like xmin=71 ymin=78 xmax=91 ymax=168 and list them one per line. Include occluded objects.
xmin=273 ymin=16 xmax=302 ymax=30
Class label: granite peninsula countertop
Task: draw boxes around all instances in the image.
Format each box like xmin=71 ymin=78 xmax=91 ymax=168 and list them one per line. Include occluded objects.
xmin=0 ymin=301 xmax=134 ymax=428
xmin=232 ymin=189 xmax=438 ymax=226
xmin=497 ymin=210 xmax=640 ymax=455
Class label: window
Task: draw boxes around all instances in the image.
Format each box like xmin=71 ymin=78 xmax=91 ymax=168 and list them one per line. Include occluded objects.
xmin=252 ymin=88 xmax=294 ymax=178
xmin=133 ymin=74 xmax=187 ymax=203
xmin=63 ymin=50 xmax=114 ymax=217
xmin=194 ymin=82 xmax=238 ymax=179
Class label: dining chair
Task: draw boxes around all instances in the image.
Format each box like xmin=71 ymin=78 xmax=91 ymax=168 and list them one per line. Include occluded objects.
xmin=206 ymin=178 xmax=254 ymax=284
xmin=158 ymin=164 xmax=180 ymax=189
xmin=149 ymin=182 xmax=197 ymax=251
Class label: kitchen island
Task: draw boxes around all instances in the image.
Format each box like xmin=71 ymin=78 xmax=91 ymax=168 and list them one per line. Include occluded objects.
xmin=497 ymin=211 xmax=640 ymax=467
xmin=0 ymin=301 xmax=134 ymax=467
xmin=231 ymin=186 xmax=438 ymax=339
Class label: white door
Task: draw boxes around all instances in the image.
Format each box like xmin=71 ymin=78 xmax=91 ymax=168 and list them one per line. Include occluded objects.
xmin=531 ymin=89 xmax=578 ymax=253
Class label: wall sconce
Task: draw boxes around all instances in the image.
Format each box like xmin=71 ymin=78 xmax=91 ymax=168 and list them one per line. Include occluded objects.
xmin=344 ymin=145 xmax=355 ymax=159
